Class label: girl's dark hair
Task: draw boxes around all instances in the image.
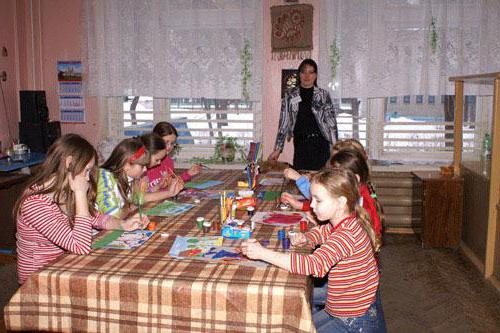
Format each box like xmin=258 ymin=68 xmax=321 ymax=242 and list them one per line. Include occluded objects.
xmin=330 ymin=148 xmax=369 ymax=184
xmin=297 ymin=58 xmax=318 ymax=87
xmin=140 ymin=132 xmax=166 ymax=155
xmin=101 ymin=137 xmax=149 ymax=203
xmin=153 ymin=122 xmax=178 ymax=137
xmin=311 ymin=167 xmax=381 ymax=252
xmin=13 ymin=134 xmax=98 ymax=225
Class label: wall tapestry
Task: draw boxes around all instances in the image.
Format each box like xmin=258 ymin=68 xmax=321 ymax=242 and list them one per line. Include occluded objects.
xmin=271 ymin=4 xmax=313 ymax=60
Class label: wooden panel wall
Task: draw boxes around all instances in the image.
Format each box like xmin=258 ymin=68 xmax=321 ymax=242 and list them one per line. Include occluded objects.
xmin=371 ymin=172 xmax=422 ymax=233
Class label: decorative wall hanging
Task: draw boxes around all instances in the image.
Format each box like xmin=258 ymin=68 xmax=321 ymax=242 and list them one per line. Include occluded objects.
xmin=271 ymin=4 xmax=313 ymax=60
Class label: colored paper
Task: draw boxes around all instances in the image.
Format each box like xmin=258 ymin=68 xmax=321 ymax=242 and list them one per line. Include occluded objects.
xmin=184 ymin=180 xmax=224 ymax=189
xmin=251 ymin=211 xmax=306 ymax=226
xmin=168 ymin=236 xmax=267 ymax=267
xmin=145 ymin=200 xmax=194 ymax=216
xmin=92 ymin=230 xmax=155 ymax=250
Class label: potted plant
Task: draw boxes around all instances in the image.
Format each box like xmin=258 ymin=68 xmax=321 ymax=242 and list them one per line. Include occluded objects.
xmin=214 ymin=136 xmax=243 ymax=163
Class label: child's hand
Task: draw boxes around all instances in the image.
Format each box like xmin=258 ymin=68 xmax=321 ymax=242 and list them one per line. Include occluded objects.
xmin=290 ymin=232 xmax=308 ymax=247
xmin=122 ymin=214 xmax=149 ymax=231
xmin=68 ymin=173 xmax=90 ymax=194
xmin=188 ymin=164 xmax=203 ymax=177
xmin=280 ymin=192 xmax=303 ymax=210
xmin=283 ymin=168 xmax=301 ymax=181
xmin=160 ymin=175 xmax=173 ymax=189
xmin=305 ymin=211 xmax=318 ymax=226
xmin=241 ymin=239 xmax=263 ymax=260
xmin=165 ymin=176 xmax=184 ymax=197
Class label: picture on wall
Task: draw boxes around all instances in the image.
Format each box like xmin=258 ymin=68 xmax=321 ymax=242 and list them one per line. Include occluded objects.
xmin=281 ymin=69 xmax=299 ymax=98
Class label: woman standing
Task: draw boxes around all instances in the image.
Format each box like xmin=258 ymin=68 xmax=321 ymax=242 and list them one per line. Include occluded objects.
xmin=268 ymin=59 xmax=338 ymax=170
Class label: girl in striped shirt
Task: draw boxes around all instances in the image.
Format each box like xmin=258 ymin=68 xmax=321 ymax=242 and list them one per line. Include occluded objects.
xmin=242 ymin=168 xmax=386 ymax=332
xmin=14 ymin=134 xmax=147 ymax=284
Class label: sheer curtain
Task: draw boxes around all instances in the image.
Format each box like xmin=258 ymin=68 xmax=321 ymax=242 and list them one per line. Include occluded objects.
xmin=318 ymin=0 xmax=500 ymax=99
xmin=81 ymin=0 xmax=262 ymax=100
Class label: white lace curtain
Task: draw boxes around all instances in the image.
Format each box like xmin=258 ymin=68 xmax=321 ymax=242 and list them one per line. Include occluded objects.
xmin=81 ymin=0 xmax=262 ymax=100
xmin=318 ymin=0 xmax=500 ymax=98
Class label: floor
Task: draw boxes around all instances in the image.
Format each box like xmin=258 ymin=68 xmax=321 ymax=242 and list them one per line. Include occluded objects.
xmin=0 ymin=234 xmax=499 ymax=332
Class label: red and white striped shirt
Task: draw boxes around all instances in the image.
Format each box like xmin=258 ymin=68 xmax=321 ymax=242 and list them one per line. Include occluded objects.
xmin=16 ymin=189 xmax=108 ymax=284
xmin=290 ymin=215 xmax=379 ymax=318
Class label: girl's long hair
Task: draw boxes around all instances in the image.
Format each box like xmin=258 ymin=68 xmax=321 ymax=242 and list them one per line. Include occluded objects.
xmin=311 ymin=168 xmax=381 ymax=252
xmin=153 ymin=122 xmax=178 ymax=137
xmin=330 ymin=148 xmax=369 ymax=183
xmin=100 ymin=138 xmax=149 ymax=204
xmin=13 ymin=134 xmax=98 ymax=225
xmin=140 ymin=132 xmax=166 ymax=156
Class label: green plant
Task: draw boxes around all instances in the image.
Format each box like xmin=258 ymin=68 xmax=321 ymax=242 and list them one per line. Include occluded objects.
xmin=240 ymin=39 xmax=252 ymax=101
xmin=214 ymin=136 xmax=245 ymax=162
xmin=430 ymin=17 xmax=438 ymax=53
xmin=188 ymin=136 xmax=246 ymax=164
xmin=329 ymin=39 xmax=340 ymax=81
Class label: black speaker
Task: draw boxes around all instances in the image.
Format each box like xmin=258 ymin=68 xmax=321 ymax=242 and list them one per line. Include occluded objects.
xmin=20 ymin=90 xmax=49 ymax=123
xmin=46 ymin=121 xmax=61 ymax=149
xmin=19 ymin=121 xmax=61 ymax=153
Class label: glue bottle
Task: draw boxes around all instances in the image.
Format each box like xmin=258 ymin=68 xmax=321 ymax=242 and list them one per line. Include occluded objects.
xmin=231 ymin=202 xmax=237 ymax=219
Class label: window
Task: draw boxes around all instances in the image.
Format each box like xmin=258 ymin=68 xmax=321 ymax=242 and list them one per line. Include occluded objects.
xmin=118 ymin=96 xmax=261 ymax=162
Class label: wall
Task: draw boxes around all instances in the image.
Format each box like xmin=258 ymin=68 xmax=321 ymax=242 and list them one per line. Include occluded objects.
xmin=0 ymin=0 xmax=100 ymax=148
xmin=261 ymin=0 xmax=320 ymax=164
xmin=0 ymin=0 xmax=19 ymax=151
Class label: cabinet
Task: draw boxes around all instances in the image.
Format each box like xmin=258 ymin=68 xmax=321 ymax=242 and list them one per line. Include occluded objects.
xmin=413 ymin=171 xmax=463 ymax=248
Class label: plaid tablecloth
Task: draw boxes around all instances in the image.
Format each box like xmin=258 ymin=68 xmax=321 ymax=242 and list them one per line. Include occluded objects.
xmin=5 ymin=170 xmax=315 ymax=332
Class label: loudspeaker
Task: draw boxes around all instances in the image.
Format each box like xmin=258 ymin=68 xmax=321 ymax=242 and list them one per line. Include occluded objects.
xmin=20 ymin=90 xmax=49 ymax=123
xmin=46 ymin=121 xmax=61 ymax=149
xmin=19 ymin=121 xmax=61 ymax=153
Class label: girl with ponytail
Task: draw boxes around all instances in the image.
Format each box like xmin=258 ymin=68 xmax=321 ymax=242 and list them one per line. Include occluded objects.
xmin=242 ymin=168 xmax=386 ymax=332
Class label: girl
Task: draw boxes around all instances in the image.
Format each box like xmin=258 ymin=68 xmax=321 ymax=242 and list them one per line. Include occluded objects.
xmin=96 ymin=137 xmax=182 ymax=218
xmin=150 ymin=122 xmax=202 ymax=187
xmin=330 ymin=149 xmax=383 ymax=241
xmin=242 ymin=168 xmax=386 ymax=332
xmin=14 ymin=134 xmax=147 ymax=284
xmin=140 ymin=132 xmax=184 ymax=200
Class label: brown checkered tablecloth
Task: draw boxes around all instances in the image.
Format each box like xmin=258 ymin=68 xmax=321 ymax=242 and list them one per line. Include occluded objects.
xmin=4 ymin=170 xmax=315 ymax=332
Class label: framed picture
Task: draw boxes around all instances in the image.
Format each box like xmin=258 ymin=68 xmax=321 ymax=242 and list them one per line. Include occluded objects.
xmin=281 ymin=69 xmax=299 ymax=98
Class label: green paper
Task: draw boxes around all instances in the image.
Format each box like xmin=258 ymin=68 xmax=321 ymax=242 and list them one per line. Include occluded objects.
xmin=263 ymin=191 xmax=280 ymax=202
xmin=92 ymin=230 xmax=124 ymax=249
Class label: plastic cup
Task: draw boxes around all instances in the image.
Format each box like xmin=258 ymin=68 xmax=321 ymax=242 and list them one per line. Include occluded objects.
xmin=203 ymin=221 xmax=211 ymax=233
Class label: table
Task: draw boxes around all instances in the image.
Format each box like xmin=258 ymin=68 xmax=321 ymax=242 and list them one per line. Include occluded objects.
xmin=4 ymin=170 xmax=315 ymax=332
xmin=0 ymin=152 xmax=45 ymax=172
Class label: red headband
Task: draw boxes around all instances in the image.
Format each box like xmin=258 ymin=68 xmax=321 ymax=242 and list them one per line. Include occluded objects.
xmin=129 ymin=146 xmax=146 ymax=163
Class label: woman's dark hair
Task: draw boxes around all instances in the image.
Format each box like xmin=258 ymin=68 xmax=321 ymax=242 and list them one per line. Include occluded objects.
xmin=13 ymin=134 xmax=98 ymax=225
xmin=101 ymin=137 xmax=149 ymax=203
xmin=297 ymin=58 xmax=318 ymax=87
xmin=153 ymin=122 xmax=178 ymax=137
xmin=140 ymin=132 xmax=166 ymax=155
xmin=330 ymin=148 xmax=369 ymax=184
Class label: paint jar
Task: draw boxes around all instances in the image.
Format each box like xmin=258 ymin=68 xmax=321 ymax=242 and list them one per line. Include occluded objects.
xmin=196 ymin=217 xmax=205 ymax=230
xmin=288 ymin=230 xmax=297 ymax=238
xmin=282 ymin=238 xmax=290 ymax=250
xmin=246 ymin=206 xmax=255 ymax=217
xmin=300 ymin=220 xmax=308 ymax=232
xmin=277 ymin=228 xmax=285 ymax=241
xmin=203 ymin=221 xmax=211 ymax=233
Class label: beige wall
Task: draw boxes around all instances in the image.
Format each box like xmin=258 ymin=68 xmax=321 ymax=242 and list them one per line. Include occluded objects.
xmin=0 ymin=0 xmax=100 ymax=148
